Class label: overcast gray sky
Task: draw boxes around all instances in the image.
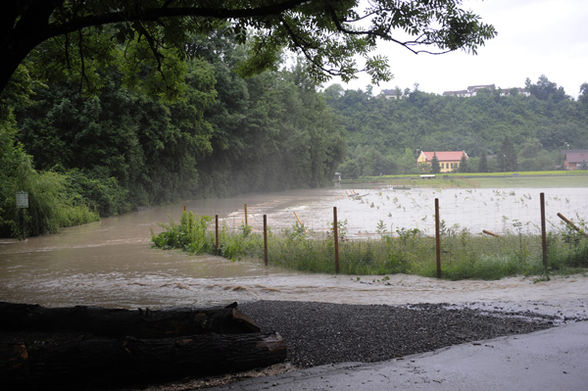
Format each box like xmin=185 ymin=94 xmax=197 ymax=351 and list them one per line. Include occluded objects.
xmin=330 ymin=0 xmax=588 ymax=98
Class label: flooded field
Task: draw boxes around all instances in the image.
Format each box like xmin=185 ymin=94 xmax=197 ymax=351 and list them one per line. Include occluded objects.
xmin=234 ymin=186 xmax=588 ymax=238
xmin=0 ymin=185 xmax=587 ymax=309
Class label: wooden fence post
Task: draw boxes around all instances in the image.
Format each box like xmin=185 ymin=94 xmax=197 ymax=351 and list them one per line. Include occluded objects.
xmin=540 ymin=193 xmax=548 ymax=277
xmin=293 ymin=211 xmax=303 ymax=227
xmin=557 ymin=212 xmax=588 ymax=237
xmin=435 ymin=198 xmax=441 ymax=278
xmin=244 ymin=204 xmax=248 ymax=227
xmin=215 ymin=214 xmax=219 ymax=253
xmin=263 ymin=214 xmax=268 ymax=266
xmin=333 ymin=206 xmax=340 ymax=274
xmin=482 ymin=229 xmax=501 ymax=238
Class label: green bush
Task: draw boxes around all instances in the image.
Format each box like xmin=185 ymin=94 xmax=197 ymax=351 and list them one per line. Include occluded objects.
xmin=65 ymin=169 xmax=131 ymax=216
xmin=1 ymin=123 xmax=98 ymax=237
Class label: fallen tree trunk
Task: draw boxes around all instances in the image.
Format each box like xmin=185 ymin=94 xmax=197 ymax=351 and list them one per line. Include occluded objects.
xmin=2 ymin=331 xmax=286 ymax=390
xmin=0 ymin=302 xmax=286 ymax=389
xmin=0 ymin=301 xmax=260 ymax=337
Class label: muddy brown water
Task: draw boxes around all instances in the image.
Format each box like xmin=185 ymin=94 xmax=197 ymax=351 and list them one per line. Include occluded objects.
xmin=1 ymin=186 xmax=587 ymax=309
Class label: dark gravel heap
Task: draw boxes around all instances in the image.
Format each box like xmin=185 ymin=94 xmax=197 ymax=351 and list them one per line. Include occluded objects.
xmin=239 ymin=301 xmax=553 ymax=368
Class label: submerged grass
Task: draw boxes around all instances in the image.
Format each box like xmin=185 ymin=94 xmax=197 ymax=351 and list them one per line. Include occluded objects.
xmin=152 ymin=211 xmax=588 ymax=280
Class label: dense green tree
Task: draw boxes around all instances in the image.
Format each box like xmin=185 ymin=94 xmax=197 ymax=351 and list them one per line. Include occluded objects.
xmin=431 ymin=153 xmax=440 ymax=174
xmin=517 ymin=138 xmax=554 ymax=171
xmin=478 ymin=151 xmax=488 ymax=173
xmin=396 ymin=148 xmax=418 ymax=174
xmin=15 ymin=52 xmax=218 ymax=207
xmin=2 ymin=1 xmax=496 ymax=96
xmin=324 ymin=83 xmax=345 ymax=102
xmin=498 ymin=136 xmax=517 ymax=172
xmin=338 ymin=159 xmax=360 ymax=179
xmin=525 ymin=75 xmax=569 ymax=102
xmin=579 ymin=83 xmax=588 ymax=107
xmin=459 ymin=155 xmax=469 ymax=173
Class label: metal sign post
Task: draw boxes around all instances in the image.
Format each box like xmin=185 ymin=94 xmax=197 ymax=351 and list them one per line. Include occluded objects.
xmin=16 ymin=191 xmax=29 ymax=240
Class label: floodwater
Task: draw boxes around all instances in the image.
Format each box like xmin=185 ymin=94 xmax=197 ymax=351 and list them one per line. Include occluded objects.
xmin=1 ymin=186 xmax=587 ymax=310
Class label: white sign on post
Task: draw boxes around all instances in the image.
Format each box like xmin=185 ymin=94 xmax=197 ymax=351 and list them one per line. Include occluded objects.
xmin=16 ymin=191 xmax=29 ymax=209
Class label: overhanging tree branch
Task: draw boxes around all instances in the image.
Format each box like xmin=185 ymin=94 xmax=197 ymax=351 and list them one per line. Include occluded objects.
xmin=279 ymin=16 xmax=343 ymax=79
xmin=44 ymin=2 xmax=310 ymax=41
xmin=0 ymin=0 xmax=496 ymax=96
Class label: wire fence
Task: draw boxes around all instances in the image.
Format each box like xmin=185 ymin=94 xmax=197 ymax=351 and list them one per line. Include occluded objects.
xmin=195 ymin=192 xmax=587 ymax=278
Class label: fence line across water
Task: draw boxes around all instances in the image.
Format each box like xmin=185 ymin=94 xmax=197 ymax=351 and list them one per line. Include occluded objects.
xmin=185 ymin=192 xmax=587 ymax=278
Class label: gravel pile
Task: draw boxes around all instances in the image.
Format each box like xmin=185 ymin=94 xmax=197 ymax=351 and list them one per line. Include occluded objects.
xmin=239 ymin=301 xmax=554 ymax=368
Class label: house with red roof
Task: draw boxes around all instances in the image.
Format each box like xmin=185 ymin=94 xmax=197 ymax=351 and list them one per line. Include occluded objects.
xmin=564 ymin=150 xmax=588 ymax=170
xmin=417 ymin=151 xmax=469 ymax=173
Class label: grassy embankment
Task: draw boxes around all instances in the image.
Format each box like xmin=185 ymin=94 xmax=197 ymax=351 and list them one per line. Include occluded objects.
xmin=152 ymin=210 xmax=588 ymax=281
xmin=345 ymin=170 xmax=588 ymax=188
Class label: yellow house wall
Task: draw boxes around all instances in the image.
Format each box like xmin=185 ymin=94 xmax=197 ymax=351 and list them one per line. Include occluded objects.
xmin=439 ymin=161 xmax=460 ymax=173
xmin=417 ymin=153 xmax=461 ymax=172
xmin=417 ymin=152 xmax=428 ymax=164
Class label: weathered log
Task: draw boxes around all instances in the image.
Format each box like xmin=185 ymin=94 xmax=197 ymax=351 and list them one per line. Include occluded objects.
xmin=0 ymin=302 xmax=286 ymax=388
xmin=2 ymin=331 xmax=286 ymax=390
xmin=0 ymin=301 xmax=259 ymax=337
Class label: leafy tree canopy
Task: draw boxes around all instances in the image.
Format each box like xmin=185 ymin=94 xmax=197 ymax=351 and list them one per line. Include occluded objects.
xmin=2 ymin=0 xmax=496 ymax=96
xmin=525 ymin=75 xmax=569 ymax=102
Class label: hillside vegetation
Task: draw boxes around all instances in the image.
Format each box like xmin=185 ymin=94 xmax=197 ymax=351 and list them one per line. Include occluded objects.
xmin=326 ymin=77 xmax=588 ymax=177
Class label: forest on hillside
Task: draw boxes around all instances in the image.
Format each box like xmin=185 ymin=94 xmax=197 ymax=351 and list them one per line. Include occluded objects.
xmin=326 ymin=77 xmax=588 ymax=177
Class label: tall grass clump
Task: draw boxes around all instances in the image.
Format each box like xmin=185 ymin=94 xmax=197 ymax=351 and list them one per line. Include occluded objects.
xmin=151 ymin=211 xmax=214 ymax=253
xmin=268 ymin=223 xmax=334 ymax=273
xmin=545 ymin=221 xmax=588 ymax=273
xmin=3 ymin=159 xmax=99 ymax=237
xmin=152 ymin=211 xmax=588 ymax=280
xmin=217 ymin=223 xmax=264 ymax=261
xmin=151 ymin=211 xmax=263 ymax=260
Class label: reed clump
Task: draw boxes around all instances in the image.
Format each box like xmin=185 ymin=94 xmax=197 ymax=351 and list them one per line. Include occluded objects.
xmin=152 ymin=211 xmax=588 ymax=280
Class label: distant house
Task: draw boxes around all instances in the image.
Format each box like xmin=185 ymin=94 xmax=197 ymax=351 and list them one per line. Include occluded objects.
xmin=564 ymin=150 xmax=588 ymax=170
xmin=499 ymin=87 xmax=530 ymax=97
xmin=380 ymin=88 xmax=403 ymax=100
xmin=417 ymin=151 xmax=469 ymax=173
xmin=442 ymin=85 xmax=495 ymax=98
xmin=442 ymin=84 xmax=529 ymax=98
